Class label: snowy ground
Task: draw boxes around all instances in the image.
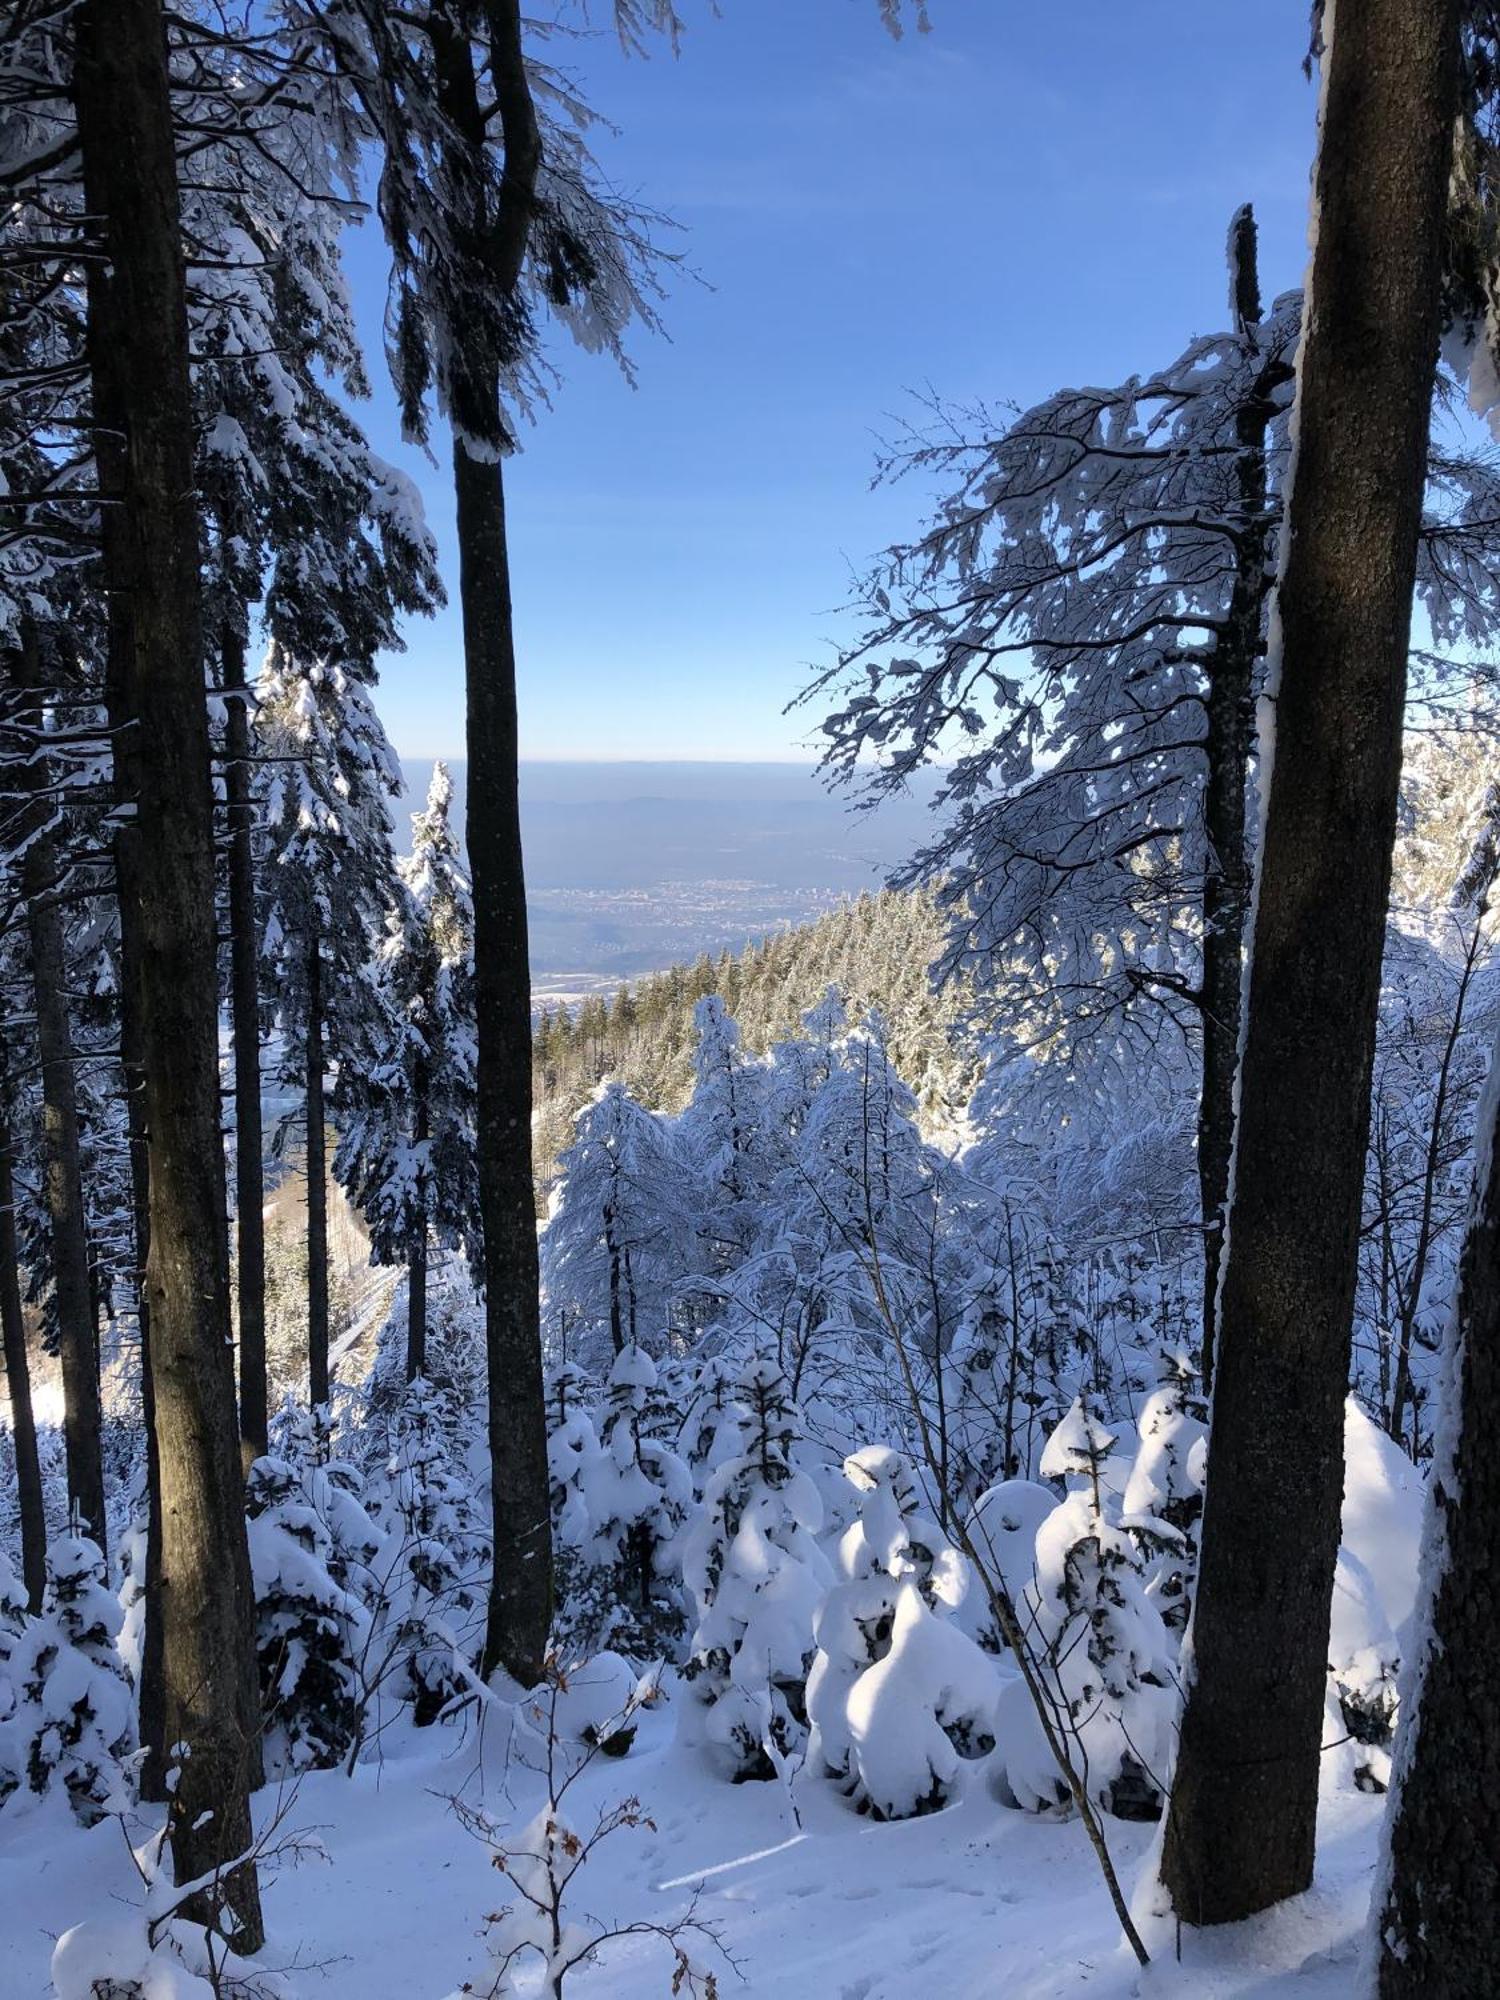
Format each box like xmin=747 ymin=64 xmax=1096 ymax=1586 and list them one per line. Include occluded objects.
xmin=0 ymin=1401 xmax=1417 ymax=1998
xmin=0 ymin=1679 xmax=1390 ymax=1999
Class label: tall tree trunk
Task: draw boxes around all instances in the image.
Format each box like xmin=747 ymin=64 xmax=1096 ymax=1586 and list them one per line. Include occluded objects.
xmin=432 ymin=3 xmax=552 ymax=1687
xmin=0 ymin=1041 xmax=47 ymax=1611
xmin=16 ymin=664 xmax=106 ymax=1548
xmin=73 ymin=0 xmax=264 ymax=1945
xmin=223 ymin=626 xmax=266 ymax=1466
xmin=108 ymin=669 xmax=166 ymax=1794
xmin=1195 ymin=204 xmax=1283 ymax=1397
xmin=1160 ymin=0 xmax=1460 ymax=1927
xmin=305 ymin=936 xmax=329 ymax=1411
xmin=1377 ymin=1033 xmax=1500 ymax=1991
xmin=458 ymin=438 xmax=552 ymax=1687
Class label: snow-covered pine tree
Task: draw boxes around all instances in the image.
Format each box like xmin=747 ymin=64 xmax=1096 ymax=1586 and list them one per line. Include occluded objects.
xmin=995 ymin=1398 xmax=1175 ymax=1821
xmin=677 ymin=1353 xmax=741 ymax=1489
xmin=681 ymin=1357 xmax=832 ymax=1781
xmin=245 ymin=1453 xmax=370 ymax=1773
xmin=542 ymin=1081 xmax=691 ymax=1369
xmin=0 ymin=1545 xmax=30 ymax=1802
xmin=579 ymin=1344 xmax=692 ymax=1660
xmin=806 ymin=1445 xmax=997 ymax=1820
xmin=372 ymin=1373 xmax=475 ymax=1726
xmin=677 ymin=996 xmax=766 ymax=1275
xmin=807 ymin=211 xmax=1500 ymax=1395
xmin=1121 ymin=1346 xmax=1207 ymax=1631
xmin=256 ymin=644 xmax=403 ymax=1408
xmin=278 ymin=0 xmax=677 ymax=1693
xmin=338 ymin=763 xmax=479 ymax=1380
xmin=546 ymin=1363 xmax=601 ymax=1555
xmin=12 ymin=1533 xmax=135 ymax=1824
xmin=190 ymin=100 xmax=442 ymax=1454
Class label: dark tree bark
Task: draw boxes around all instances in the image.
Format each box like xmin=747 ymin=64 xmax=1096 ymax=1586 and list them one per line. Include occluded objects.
xmin=305 ymin=936 xmax=329 ymax=1411
xmin=1377 ymin=1038 xmax=1500 ymax=1992
xmin=223 ymin=626 xmax=267 ymax=1466
xmin=72 ymin=0 xmax=264 ymax=1945
xmin=431 ymin=1 xmax=552 ymax=1687
xmin=0 ymin=1039 xmax=47 ymax=1611
xmin=1160 ymin=0 xmax=1461 ymax=1926
xmin=456 ymin=436 xmax=552 ymax=1686
xmin=1195 ymin=205 xmax=1284 ymax=1396
xmin=15 ymin=648 xmax=106 ymax=1548
xmin=105 ymin=684 xmax=168 ymax=1795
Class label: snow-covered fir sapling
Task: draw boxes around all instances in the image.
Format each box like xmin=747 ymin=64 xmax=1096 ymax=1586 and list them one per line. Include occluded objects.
xmin=677 ymin=1353 xmax=741 ymax=1491
xmin=575 ymin=1344 xmax=692 ymax=1661
xmin=545 ymin=1363 xmax=627 ymax=1665
xmin=806 ymin=1445 xmax=998 ymax=1820
xmin=1121 ymin=1345 xmax=1207 ymax=1631
xmin=289 ymin=1404 xmax=382 ymax=1605
xmin=12 ymin=1532 xmax=134 ymax=1824
xmin=0 ymin=1543 xmax=31 ymax=1803
xmin=957 ymin=1477 xmax=1059 ymax=1656
xmin=372 ymin=1373 xmax=476 ymax=1729
xmin=546 ymin=1363 xmax=601 ymax=1555
xmin=454 ymin=1667 xmax=728 ymax=2000
xmin=246 ymin=1454 xmax=370 ymax=1772
xmin=994 ymin=1398 xmax=1176 ymax=1821
xmin=681 ymin=1358 xmax=832 ymax=1782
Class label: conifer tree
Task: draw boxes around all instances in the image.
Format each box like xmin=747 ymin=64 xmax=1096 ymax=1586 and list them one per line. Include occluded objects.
xmin=257 ymin=648 xmax=402 ymax=1408
xmin=245 ymin=1451 xmax=371 ymax=1774
xmin=996 ymin=1400 xmax=1175 ymax=1821
xmin=681 ymin=1358 xmax=831 ymax=1781
xmin=12 ymin=1533 xmax=134 ymax=1825
xmin=1161 ymin=0 xmax=1465 ymax=1923
xmin=338 ymin=762 xmax=479 ymax=1379
xmin=806 ymin=1445 xmax=997 ymax=1821
xmin=543 ymin=1081 xmax=691 ymax=1368
xmin=71 ymin=0 xmax=266 ymax=1940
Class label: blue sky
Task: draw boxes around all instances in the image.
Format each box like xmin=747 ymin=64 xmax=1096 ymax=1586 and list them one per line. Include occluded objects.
xmin=350 ymin=0 xmax=1319 ymax=764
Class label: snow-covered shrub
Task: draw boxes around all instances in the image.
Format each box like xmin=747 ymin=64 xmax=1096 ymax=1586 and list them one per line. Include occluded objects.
xmin=806 ymin=1445 xmax=998 ymax=1820
xmin=957 ymin=1477 xmax=1058 ymax=1655
xmin=246 ymin=1453 xmax=370 ymax=1772
xmin=677 ymin=1353 xmax=740 ymax=1490
xmin=1121 ymin=1346 xmax=1207 ymax=1631
xmin=1327 ymin=1546 xmax=1402 ymax=1794
xmin=681 ymin=1358 xmax=832 ymax=1781
xmin=11 ymin=1533 xmax=134 ymax=1824
xmin=994 ymin=1398 xmax=1175 ymax=1821
xmin=546 ymin=1363 xmax=600 ymax=1552
xmin=552 ymin=1650 xmax=641 ymax=1758
xmin=371 ymin=1373 xmax=477 ymax=1726
xmin=555 ymin=1344 xmax=692 ymax=1663
xmin=0 ymin=1544 xmax=31 ymax=1803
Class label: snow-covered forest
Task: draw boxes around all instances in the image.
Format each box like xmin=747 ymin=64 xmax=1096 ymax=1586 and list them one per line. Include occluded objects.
xmin=3 ymin=2 xmax=1500 ymax=1995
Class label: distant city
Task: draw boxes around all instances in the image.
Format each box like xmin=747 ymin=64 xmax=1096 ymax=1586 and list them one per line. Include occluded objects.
xmin=396 ymin=759 xmax=942 ymax=1005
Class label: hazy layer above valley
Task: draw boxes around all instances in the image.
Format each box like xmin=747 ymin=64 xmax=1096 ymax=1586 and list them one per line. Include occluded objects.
xmin=397 ymin=759 xmax=941 ymax=992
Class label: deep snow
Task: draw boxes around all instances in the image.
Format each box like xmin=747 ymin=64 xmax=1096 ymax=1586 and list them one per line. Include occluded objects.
xmin=0 ymin=1403 xmax=1418 ymax=1999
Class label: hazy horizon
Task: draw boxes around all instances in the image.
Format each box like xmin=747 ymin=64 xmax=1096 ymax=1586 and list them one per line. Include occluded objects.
xmin=393 ymin=756 xmax=943 ymax=993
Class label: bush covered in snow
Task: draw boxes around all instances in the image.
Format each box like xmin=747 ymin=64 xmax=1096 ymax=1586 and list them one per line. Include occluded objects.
xmin=246 ymin=1453 xmax=371 ymax=1773
xmin=367 ymin=1373 xmax=479 ymax=1726
xmin=681 ymin=1357 xmax=832 ymax=1780
xmin=0 ymin=1544 xmax=30 ymax=1804
xmin=549 ymin=1344 xmax=692 ymax=1663
xmin=807 ymin=1445 xmax=998 ymax=1820
xmin=10 ymin=1533 xmax=134 ymax=1824
xmin=993 ymin=1399 xmax=1175 ymax=1821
